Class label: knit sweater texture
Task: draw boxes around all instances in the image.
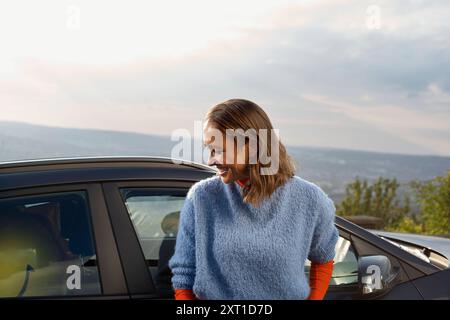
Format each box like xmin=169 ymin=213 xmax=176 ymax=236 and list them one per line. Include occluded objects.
xmin=168 ymin=175 xmax=339 ymax=299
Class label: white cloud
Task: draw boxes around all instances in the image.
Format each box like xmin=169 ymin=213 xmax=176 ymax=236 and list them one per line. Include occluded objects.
xmin=302 ymin=94 xmax=450 ymax=155
xmin=0 ymin=0 xmax=449 ymax=156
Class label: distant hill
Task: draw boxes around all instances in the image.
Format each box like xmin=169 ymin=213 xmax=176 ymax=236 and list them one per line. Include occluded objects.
xmin=1 ymin=121 xmax=449 ymax=203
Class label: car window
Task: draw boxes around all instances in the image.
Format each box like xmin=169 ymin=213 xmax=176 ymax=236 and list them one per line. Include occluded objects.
xmin=0 ymin=191 xmax=101 ymax=298
xmin=120 ymin=188 xmax=185 ymax=298
xmin=305 ymin=236 xmax=358 ymax=286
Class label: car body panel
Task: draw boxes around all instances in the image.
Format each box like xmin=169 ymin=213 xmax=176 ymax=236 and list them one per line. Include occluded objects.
xmin=412 ymin=268 xmax=450 ymax=299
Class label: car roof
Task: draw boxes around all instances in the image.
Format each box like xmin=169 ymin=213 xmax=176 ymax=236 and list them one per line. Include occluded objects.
xmin=0 ymin=156 xmax=214 ymax=172
xmin=0 ymin=156 xmax=216 ymax=191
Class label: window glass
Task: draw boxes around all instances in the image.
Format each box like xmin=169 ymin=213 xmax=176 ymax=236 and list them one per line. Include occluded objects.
xmin=0 ymin=191 xmax=101 ymax=298
xmin=121 ymin=189 xmax=185 ymax=297
xmin=305 ymin=236 xmax=358 ymax=286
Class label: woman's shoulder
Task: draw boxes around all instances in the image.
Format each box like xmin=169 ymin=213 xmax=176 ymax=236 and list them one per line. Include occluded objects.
xmin=285 ymin=176 xmax=336 ymax=223
xmin=186 ymin=175 xmax=223 ymax=200
xmin=287 ymin=175 xmax=332 ymax=203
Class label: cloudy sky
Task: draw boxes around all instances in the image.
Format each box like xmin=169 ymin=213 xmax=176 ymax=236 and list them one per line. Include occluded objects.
xmin=1 ymin=0 xmax=449 ymax=156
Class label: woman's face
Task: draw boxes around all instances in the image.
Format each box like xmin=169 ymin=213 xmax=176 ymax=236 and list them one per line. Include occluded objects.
xmin=203 ymin=123 xmax=249 ymax=184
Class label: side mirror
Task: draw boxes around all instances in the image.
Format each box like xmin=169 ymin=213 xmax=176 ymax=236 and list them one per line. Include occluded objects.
xmin=358 ymin=255 xmax=398 ymax=297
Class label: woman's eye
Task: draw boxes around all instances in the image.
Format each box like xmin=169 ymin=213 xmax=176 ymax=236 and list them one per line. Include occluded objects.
xmin=207 ymin=146 xmax=223 ymax=157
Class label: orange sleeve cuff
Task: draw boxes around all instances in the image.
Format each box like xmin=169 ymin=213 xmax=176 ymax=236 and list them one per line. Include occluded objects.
xmin=174 ymin=289 xmax=197 ymax=300
xmin=307 ymin=260 xmax=334 ymax=300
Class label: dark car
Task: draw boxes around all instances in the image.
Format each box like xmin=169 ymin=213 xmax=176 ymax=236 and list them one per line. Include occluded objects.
xmin=0 ymin=157 xmax=449 ymax=300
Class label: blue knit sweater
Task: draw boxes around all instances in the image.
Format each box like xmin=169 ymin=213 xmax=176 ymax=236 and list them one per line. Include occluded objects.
xmin=168 ymin=175 xmax=339 ymax=300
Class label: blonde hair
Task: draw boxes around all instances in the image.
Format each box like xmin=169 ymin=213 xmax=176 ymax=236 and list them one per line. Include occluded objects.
xmin=205 ymin=99 xmax=296 ymax=206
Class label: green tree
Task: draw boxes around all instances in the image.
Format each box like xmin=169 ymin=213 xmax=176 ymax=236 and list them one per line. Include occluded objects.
xmin=408 ymin=170 xmax=450 ymax=235
xmin=337 ymin=177 xmax=410 ymax=229
xmin=389 ymin=216 xmax=423 ymax=234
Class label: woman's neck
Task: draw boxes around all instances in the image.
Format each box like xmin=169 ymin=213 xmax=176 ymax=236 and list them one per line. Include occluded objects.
xmin=236 ymin=177 xmax=250 ymax=188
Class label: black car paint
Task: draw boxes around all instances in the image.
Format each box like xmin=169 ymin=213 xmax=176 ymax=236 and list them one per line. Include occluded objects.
xmin=0 ymin=157 xmax=448 ymax=300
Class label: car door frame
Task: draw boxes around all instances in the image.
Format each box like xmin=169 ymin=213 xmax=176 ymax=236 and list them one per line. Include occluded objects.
xmin=101 ymin=178 xmax=430 ymax=301
xmin=102 ymin=179 xmax=195 ymax=299
xmin=0 ymin=183 xmax=128 ymax=300
xmin=323 ymin=228 xmax=362 ymax=300
xmin=104 ymin=179 xmax=413 ymax=300
xmin=331 ymin=220 xmax=427 ymax=300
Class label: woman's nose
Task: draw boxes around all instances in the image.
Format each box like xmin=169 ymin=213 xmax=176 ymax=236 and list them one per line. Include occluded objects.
xmin=207 ymin=152 xmax=224 ymax=166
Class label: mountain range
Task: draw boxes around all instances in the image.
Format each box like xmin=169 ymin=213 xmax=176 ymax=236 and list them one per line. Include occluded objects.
xmin=1 ymin=121 xmax=449 ymax=204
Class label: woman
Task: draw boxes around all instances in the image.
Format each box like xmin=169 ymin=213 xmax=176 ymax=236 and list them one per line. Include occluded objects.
xmin=168 ymin=99 xmax=339 ymax=300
